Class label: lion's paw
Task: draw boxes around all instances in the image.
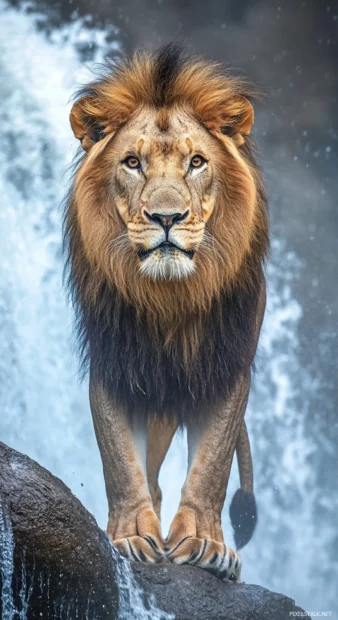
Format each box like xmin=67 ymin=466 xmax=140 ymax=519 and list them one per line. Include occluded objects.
xmin=114 ymin=535 xmax=163 ymax=563
xmin=111 ymin=506 xmax=164 ymax=564
xmin=166 ymin=537 xmax=241 ymax=582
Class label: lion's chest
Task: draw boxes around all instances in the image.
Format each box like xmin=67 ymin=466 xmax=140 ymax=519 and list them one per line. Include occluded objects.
xmin=88 ymin=286 xmax=259 ymax=424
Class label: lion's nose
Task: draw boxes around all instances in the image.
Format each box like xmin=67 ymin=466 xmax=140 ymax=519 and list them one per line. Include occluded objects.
xmin=144 ymin=210 xmax=189 ymax=232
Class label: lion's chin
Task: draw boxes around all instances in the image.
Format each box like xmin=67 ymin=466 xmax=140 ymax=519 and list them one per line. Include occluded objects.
xmin=139 ymin=251 xmax=196 ymax=280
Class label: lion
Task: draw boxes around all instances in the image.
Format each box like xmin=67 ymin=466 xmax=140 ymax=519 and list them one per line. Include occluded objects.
xmin=64 ymin=43 xmax=268 ymax=582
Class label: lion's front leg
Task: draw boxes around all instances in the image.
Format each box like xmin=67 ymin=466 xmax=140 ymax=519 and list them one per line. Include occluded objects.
xmin=89 ymin=375 xmax=164 ymax=563
xmin=165 ymin=375 xmax=251 ymax=582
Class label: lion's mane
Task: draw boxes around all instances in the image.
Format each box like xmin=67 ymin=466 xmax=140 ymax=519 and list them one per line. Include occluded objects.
xmin=64 ymin=44 xmax=269 ymax=425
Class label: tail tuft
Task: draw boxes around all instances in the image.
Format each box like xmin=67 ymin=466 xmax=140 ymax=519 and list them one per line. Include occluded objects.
xmin=229 ymin=488 xmax=257 ymax=550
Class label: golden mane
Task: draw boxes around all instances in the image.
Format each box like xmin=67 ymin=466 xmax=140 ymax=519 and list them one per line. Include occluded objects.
xmin=64 ymin=45 xmax=269 ymax=421
xmin=69 ymin=45 xmax=267 ymax=317
xmin=70 ymin=44 xmax=259 ymax=148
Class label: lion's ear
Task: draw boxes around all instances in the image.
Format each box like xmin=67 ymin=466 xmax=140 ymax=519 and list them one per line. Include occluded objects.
xmin=220 ymin=96 xmax=254 ymax=142
xmin=70 ymin=97 xmax=106 ymax=151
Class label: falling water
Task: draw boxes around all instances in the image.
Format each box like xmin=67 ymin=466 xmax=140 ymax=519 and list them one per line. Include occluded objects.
xmin=0 ymin=498 xmax=35 ymax=619
xmin=0 ymin=0 xmax=336 ymax=614
xmin=0 ymin=498 xmax=172 ymax=619
xmin=111 ymin=547 xmax=174 ymax=620
xmin=0 ymin=498 xmax=15 ymax=619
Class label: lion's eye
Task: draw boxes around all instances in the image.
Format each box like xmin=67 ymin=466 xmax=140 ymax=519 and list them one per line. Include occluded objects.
xmin=190 ymin=155 xmax=206 ymax=169
xmin=124 ymin=156 xmax=141 ymax=170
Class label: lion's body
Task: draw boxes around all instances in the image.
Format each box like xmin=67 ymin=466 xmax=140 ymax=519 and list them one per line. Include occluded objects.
xmin=65 ymin=44 xmax=268 ymax=580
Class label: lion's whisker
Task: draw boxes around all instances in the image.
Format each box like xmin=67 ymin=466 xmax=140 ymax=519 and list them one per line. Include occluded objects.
xmin=107 ymin=232 xmax=130 ymax=252
xmin=201 ymin=230 xmax=223 ymax=259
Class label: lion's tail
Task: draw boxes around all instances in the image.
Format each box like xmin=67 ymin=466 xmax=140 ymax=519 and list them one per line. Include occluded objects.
xmin=229 ymin=420 xmax=257 ymax=550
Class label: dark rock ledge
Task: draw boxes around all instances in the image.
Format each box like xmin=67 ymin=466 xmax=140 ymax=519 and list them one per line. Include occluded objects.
xmin=0 ymin=441 xmax=307 ymax=619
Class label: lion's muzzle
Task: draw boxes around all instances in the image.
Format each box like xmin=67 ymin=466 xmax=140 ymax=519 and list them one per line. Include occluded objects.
xmin=144 ymin=209 xmax=189 ymax=233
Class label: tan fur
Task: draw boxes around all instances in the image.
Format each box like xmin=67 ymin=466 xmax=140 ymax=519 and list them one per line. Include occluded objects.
xmin=146 ymin=419 xmax=178 ymax=518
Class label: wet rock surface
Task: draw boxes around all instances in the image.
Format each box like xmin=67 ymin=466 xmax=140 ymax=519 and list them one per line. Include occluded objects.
xmin=134 ymin=563 xmax=308 ymax=620
xmin=0 ymin=441 xmax=118 ymax=619
xmin=0 ymin=442 xmax=306 ymax=619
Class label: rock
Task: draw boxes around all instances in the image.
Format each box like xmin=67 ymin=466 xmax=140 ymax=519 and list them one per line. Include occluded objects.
xmin=0 ymin=441 xmax=118 ymax=619
xmin=134 ymin=563 xmax=308 ymax=619
xmin=0 ymin=441 xmax=307 ymax=619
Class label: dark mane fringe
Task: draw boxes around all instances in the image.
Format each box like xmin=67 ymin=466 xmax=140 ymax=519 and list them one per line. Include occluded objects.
xmin=153 ymin=42 xmax=186 ymax=107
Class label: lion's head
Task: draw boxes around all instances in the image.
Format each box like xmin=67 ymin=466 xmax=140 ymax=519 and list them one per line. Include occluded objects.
xmin=67 ymin=45 xmax=267 ymax=321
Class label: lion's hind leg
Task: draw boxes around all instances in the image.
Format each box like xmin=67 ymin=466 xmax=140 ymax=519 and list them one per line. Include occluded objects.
xmin=146 ymin=418 xmax=178 ymax=520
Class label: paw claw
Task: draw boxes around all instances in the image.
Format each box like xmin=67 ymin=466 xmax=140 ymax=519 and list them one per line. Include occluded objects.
xmin=110 ymin=506 xmax=164 ymax=564
xmin=166 ymin=537 xmax=241 ymax=582
xmin=114 ymin=535 xmax=164 ymax=564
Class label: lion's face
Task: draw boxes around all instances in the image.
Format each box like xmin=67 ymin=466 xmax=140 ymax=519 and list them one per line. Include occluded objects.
xmin=110 ymin=108 xmax=218 ymax=280
xmin=73 ymin=106 xmax=257 ymax=288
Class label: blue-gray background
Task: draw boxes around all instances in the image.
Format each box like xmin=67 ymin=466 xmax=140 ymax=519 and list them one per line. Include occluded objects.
xmin=0 ymin=0 xmax=337 ymax=612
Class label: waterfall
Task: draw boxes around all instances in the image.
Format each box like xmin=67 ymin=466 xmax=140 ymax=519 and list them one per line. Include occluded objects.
xmin=112 ymin=547 xmax=174 ymax=620
xmin=0 ymin=496 xmax=172 ymax=619
xmin=0 ymin=498 xmax=15 ymax=619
